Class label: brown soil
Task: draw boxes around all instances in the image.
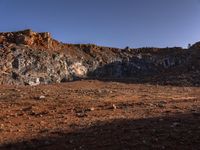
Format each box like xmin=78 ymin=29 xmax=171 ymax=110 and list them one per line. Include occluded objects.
xmin=0 ymin=80 xmax=199 ymax=150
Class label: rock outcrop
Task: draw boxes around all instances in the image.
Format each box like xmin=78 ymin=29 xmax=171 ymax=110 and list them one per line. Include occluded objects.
xmin=0 ymin=29 xmax=62 ymax=50
xmin=0 ymin=29 xmax=199 ymax=86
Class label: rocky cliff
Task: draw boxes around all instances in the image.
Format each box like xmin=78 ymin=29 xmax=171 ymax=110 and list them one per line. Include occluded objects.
xmin=0 ymin=29 xmax=200 ymax=86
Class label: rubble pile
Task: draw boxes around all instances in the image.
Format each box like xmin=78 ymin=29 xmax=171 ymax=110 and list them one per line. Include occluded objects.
xmin=0 ymin=29 xmax=199 ymax=86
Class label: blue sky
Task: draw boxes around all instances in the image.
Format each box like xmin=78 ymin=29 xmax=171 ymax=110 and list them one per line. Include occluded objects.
xmin=0 ymin=0 xmax=200 ymax=48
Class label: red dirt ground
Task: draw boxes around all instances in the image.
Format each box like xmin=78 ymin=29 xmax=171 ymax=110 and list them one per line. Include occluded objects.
xmin=0 ymin=80 xmax=199 ymax=150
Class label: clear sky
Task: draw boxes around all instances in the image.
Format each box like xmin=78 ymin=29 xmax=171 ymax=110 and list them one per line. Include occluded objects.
xmin=0 ymin=0 xmax=200 ymax=48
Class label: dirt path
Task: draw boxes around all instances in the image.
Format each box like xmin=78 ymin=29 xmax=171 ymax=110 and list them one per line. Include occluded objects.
xmin=0 ymin=80 xmax=199 ymax=149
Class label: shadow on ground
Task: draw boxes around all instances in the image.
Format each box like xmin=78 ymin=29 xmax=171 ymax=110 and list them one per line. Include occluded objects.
xmin=1 ymin=112 xmax=200 ymax=150
xmin=85 ymin=60 xmax=200 ymax=87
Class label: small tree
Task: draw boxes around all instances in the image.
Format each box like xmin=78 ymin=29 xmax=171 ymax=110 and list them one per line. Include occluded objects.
xmin=188 ymin=43 xmax=191 ymax=49
xmin=125 ymin=46 xmax=130 ymax=51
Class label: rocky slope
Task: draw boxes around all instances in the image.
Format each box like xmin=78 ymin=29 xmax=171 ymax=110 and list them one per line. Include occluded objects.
xmin=0 ymin=29 xmax=200 ymax=85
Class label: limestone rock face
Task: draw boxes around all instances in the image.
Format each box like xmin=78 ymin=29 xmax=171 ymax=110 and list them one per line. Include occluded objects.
xmin=68 ymin=62 xmax=88 ymax=78
xmin=0 ymin=29 xmax=199 ymax=85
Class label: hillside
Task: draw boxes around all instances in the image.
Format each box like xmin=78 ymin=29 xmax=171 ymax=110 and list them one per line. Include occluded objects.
xmin=0 ymin=29 xmax=200 ymax=86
